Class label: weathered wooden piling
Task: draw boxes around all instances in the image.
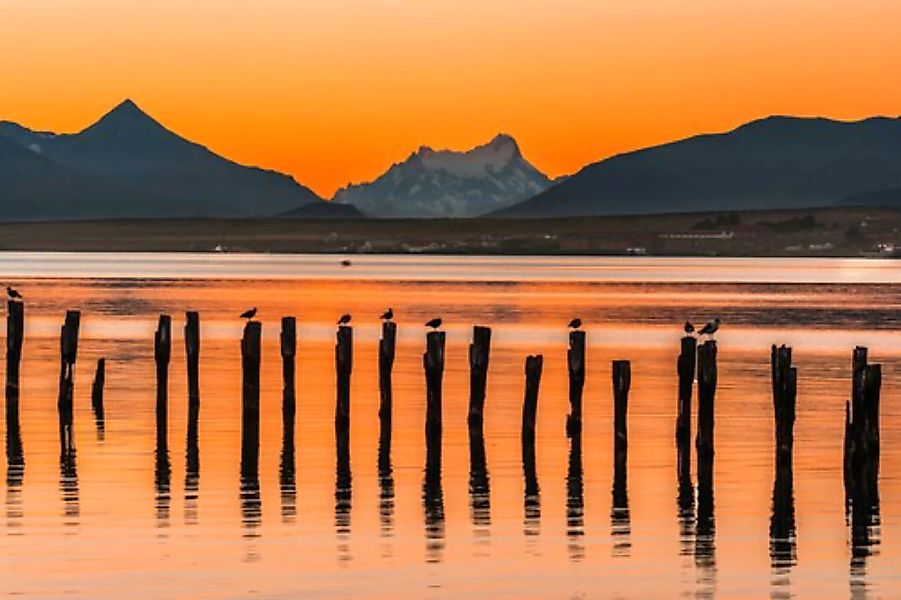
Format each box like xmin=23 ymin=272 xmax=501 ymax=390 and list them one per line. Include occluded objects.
xmin=676 ymin=335 xmax=697 ymax=445
xmin=154 ymin=315 xmax=171 ymax=452
xmin=771 ymin=345 xmax=797 ymax=466
xmin=6 ymin=300 xmax=24 ymax=396
xmin=695 ymin=341 xmax=717 ymax=461
xmin=521 ymin=355 xmax=543 ymax=445
xmin=611 ymin=360 xmax=632 ymax=554
xmin=379 ymin=321 xmax=397 ymax=423
xmin=468 ymin=326 xmax=492 ymax=428
xmin=567 ymin=330 xmax=586 ymax=436
xmin=335 ymin=325 xmax=353 ymax=434
xmin=57 ymin=310 xmax=80 ymax=453
xmin=281 ymin=316 xmax=297 ymax=426
xmin=769 ymin=453 xmax=797 ymax=568
xmin=240 ymin=320 xmax=262 ymax=479
xmin=6 ymin=300 xmax=24 ymax=467
xmin=91 ymin=358 xmax=106 ymax=436
xmin=424 ymin=330 xmax=446 ymax=472
xmin=185 ymin=311 xmax=200 ymax=417
xmin=612 ymin=360 xmax=631 ymax=456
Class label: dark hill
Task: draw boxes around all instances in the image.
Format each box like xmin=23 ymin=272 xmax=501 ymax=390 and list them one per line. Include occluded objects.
xmin=492 ymin=116 xmax=901 ymax=218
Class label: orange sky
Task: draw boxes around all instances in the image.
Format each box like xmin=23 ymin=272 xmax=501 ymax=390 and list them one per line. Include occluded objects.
xmin=1 ymin=0 xmax=900 ymax=198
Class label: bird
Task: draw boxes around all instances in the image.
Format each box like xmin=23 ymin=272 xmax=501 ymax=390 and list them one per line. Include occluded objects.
xmin=341 ymin=259 xmax=352 ymax=267
xmin=6 ymin=286 xmax=22 ymax=300
xmin=698 ymin=318 xmax=721 ymax=337
xmin=337 ymin=313 xmax=352 ymax=326
xmin=568 ymin=318 xmax=582 ymax=330
xmin=425 ymin=317 xmax=442 ymax=330
xmin=240 ymin=307 xmax=257 ymax=320
xmin=380 ymin=307 xmax=394 ymax=321
xmin=684 ymin=321 xmax=695 ymax=334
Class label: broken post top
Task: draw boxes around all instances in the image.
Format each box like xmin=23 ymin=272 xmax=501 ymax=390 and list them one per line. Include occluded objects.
xmin=612 ymin=360 xmax=632 ymax=391
xmin=281 ymin=316 xmax=297 ymax=358
xmin=61 ymin=310 xmax=81 ymax=364
xmin=242 ymin=320 xmax=263 ymax=361
xmin=469 ymin=325 xmax=491 ymax=368
xmin=425 ymin=330 xmax=446 ymax=371
xmin=185 ymin=311 xmax=200 ymax=355
xmin=155 ymin=314 xmax=172 ymax=364
xmin=568 ymin=330 xmax=586 ymax=373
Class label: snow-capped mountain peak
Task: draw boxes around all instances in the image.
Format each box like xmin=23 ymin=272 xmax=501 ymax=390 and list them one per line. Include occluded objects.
xmin=334 ymin=134 xmax=551 ymax=218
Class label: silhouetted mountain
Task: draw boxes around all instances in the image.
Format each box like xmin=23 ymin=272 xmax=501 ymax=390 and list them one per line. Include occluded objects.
xmin=0 ymin=100 xmax=324 ymax=220
xmin=281 ymin=202 xmax=365 ymax=219
xmin=840 ymin=186 xmax=901 ymax=207
xmin=492 ymin=116 xmax=901 ymax=218
xmin=334 ymin=134 xmax=552 ymax=218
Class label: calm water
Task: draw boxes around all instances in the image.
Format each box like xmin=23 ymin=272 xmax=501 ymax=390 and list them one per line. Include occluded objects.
xmin=1 ymin=254 xmax=899 ymax=598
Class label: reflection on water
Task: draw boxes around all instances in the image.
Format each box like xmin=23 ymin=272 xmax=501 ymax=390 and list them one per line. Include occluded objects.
xmin=1 ymin=262 xmax=900 ymax=598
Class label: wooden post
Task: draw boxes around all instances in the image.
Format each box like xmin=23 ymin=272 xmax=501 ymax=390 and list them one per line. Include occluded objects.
xmin=185 ymin=311 xmax=200 ymax=420
xmin=845 ymin=347 xmax=881 ymax=478
xmin=696 ymin=341 xmax=717 ymax=461
xmin=241 ymin=321 xmax=262 ymax=480
xmin=522 ymin=355 xmax=543 ymax=532
xmin=154 ymin=315 xmax=171 ymax=454
xmin=6 ymin=300 xmax=24 ymax=396
xmin=424 ymin=331 xmax=446 ymax=474
xmin=611 ymin=359 xmax=631 ymax=550
xmin=281 ymin=316 xmax=297 ymax=430
xmin=335 ymin=325 xmax=353 ymax=434
xmin=676 ymin=336 xmax=697 ymax=445
xmin=57 ymin=310 xmax=80 ymax=454
xmin=91 ymin=358 xmax=106 ymax=437
xmin=770 ymin=345 xmax=797 ymax=467
xmin=468 ymin=420 xmax=490 ymax=528
xmin=567 ymin=330 xmax=586 ymax=436
xmin=863 ymin=364 xmax=881 ymax=461
xmin=468 ymin=326 xmax=492 ymax=429
xmin=377 ymin=321 xmax=396 ymax=486
xmin=6 ymin=300 xmax=24 ymax=467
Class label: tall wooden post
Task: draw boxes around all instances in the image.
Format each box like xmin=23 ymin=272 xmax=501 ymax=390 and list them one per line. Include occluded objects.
xmin=241 ymin=320 xmax=262 ymax=480
xmin=91 ymin=358 xmax=106 ymax=437
xmin=424 ymin=330 xmax=446 ymax=474
xmin=468 ymin=326 xmax=492 ymax=428
xmin=185 ymin=311 xmax=201 ymax=423
xmin=6 ymin=300 xmax=25 ymax=467
xmin=676 ymin=336 xmax=697 ymax=445
xmin=281 ymin=317 xmax=297 ymax=430
xmin=522 ymin=354 xmax=543 ymax=533
xmin=696 ymin=341 xmax=717 ymax=461
xmin=567 ymin=330 xmax=586 ymax=436
xmin=154 ymin=315 xmax=171 ymax=453
xmin=57 ymin=310 xmax=80 ymax=454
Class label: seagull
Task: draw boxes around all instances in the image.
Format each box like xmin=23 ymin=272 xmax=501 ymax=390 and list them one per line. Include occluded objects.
xmin=698 ymin=318 xmax=721 ymax=337
xmin=684 ymin=321 xmax=695 ymax=334
xmin=380 ymin=308 xmax=394 ymax=321
xmin=425 ymin=317 xmax=442 ymax=330
xmin=568 ymin=318 xmax=582 ymax=330
xmin=240 ymin=307 xmax=257 ymax=320
xmin=6 ymin=286 xmax=22 ymax=300
xmin=337 ymin=313 xmax=352 ymax=326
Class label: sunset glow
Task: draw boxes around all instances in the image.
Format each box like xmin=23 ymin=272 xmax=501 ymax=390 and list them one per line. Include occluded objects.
xmin=2 ymin=0 xmax=900 ymax=197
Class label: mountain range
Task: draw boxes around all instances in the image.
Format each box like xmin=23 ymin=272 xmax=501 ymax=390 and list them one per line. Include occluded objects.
xmin=2 ymin=102 xmax=900 ymax=222
xmin=333 ymin=134 xmax=553 ymax=218
xmin=493 ymin=116 xmax=901 ymax=218
xmin=0 ymin=100 xmax=355 ymax=220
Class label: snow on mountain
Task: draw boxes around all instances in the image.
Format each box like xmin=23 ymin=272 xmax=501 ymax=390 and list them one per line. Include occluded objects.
xmin=333 ymin=134 xmax=552 ymax=218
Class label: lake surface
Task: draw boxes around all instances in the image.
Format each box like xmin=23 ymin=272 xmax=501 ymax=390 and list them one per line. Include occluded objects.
xmin=0 ymin=254 xmax=899 ymax=598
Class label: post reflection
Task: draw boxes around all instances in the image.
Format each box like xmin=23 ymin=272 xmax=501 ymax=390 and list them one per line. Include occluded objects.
xmin=335 ymin=427 xmax=352 ymax=563
xmin=566 ymin=431 xmax=585 ymax=562
xmin=611 ymin=442 xmax=631 ymax=557
xmin=59 ymin=448 xmax=79 ymax=529
xmin=676 ymin=440 xmax=695 ymax=557
xmin=846 ymin=459 xmax=881 ymax=596
xmin=522 ymin=433 xmax=541 ymax=541
xmin=5 ymin=385 xmax=25 ymax=533
xmin=695 ymin=453 xmax=717 ymax=595
xmin=468 ymin=424 xmax=491 ymax=545
xmin=422 ymin=457 xmax=446 ymax=564
xmin=279 ymin=416 xmax=297 ymax=524
xmin=378 ymin=419 xmax=395 ymax=539
xmin=155 ymin=411 xmax=171 ymax=529
xmin=184 ymin=407 xmax=200 ymax=526
xmin=769 ymin=458 xmax=797 ymax=574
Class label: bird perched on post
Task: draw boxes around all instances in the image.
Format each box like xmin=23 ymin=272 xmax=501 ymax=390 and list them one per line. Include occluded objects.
xmin=698 ymin=318 xmax=721 ymax=338
xmin=568 ymin=318 xmax=582 ymax=330
xmin=240 ymin=307 xmax=257 ymax=320
xmin=6 ymin=286 xmax=22 ymax=300
xmin=684 ymin=321 xmax=695 ymax=335
xmin=425 ymin=317 xmax=442 ymax=330
xmin=337 ymin=313 xmax=352 ymax=326
xmin=380 ymin=308 xmax=394 ymax=321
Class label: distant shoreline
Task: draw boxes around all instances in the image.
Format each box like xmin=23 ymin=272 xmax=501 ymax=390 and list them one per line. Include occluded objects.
xmin=0 ymin=206 xmax=897 ymax=258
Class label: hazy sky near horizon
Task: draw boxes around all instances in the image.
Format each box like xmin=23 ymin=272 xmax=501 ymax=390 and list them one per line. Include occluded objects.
xmin=1 ymin=0 xmax=900 ymax=197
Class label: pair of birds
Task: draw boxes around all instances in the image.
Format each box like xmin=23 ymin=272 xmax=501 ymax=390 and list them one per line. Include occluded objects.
xmin=240 ymin=306 xmax=442 ymax=329
xmin=685 ymin=318 xmax=721 ymax=337
xmin=6 ymin=286 xmax=22 ymax=300
xmin=338 ymin=309 xmax=442 ymax=329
